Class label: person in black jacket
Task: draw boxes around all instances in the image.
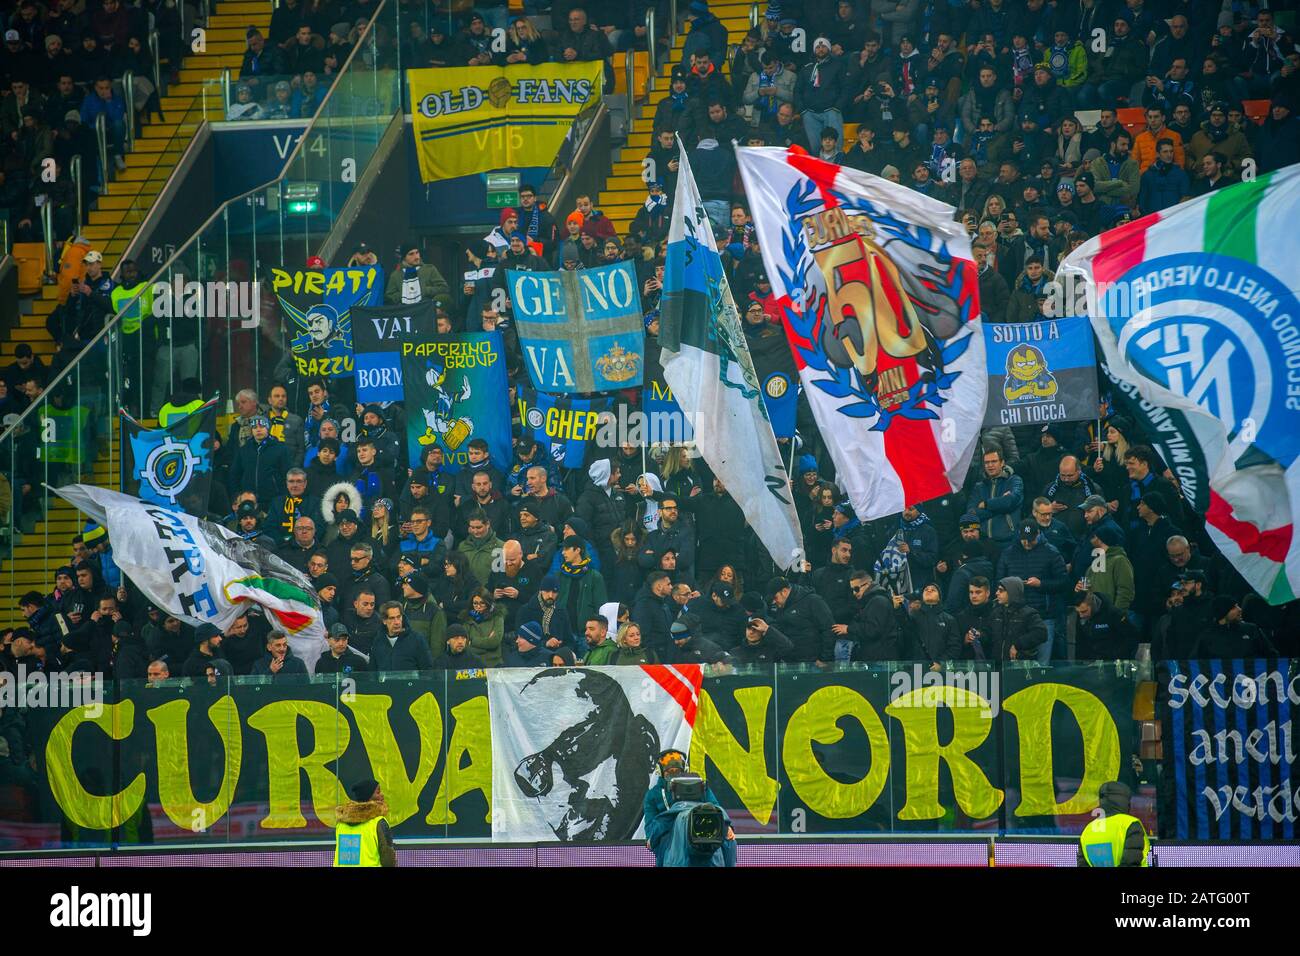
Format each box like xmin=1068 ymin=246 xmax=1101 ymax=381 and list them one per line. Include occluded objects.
xmin=181 ymin=623 xmax=227 ymax=680
xmin=110 ymin=620 xmax=151 ymax=680
xmin=230 ymin=416 xmax=288 ymax=503
xmin=906 ymin=584 xmax=961 ymax=663
xmin=811 ymin=538 xmax=857 ymax=623
xmin=1193 ymin=597 xmax=1279 ymax=659
xmin=730 ymin=614 xmax=794 ymax=664
xmin=370 ymin=603 xmax=436 ymax=672
xmin=955 ymin=575 xmax=997 ymax=659
xmin=692 ymin=582 xmax=747 ymax=648
xmin=632 ymin=572 xmax=675 ymax=656
xmin=251 ymin=632 xmax=309 ymax=677
xmin=1073 ymin=591 xmax=1139 ymax=661
xmin=314 ymin=623 xmax=370 ymax=674
xmin=988 ymin=577 xmax=1047 ymax=660
xmin=433 ymin=624 xmax=485 ymax=670
xmin=834 ymin=570 xmax=902 ymax=661
xmin=767 ymin=576 xmax=835 ymax=663
xmin=663 ymin=617 xmax=730 ymax=665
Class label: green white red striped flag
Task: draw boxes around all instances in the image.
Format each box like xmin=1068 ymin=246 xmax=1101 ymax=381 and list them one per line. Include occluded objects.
xmin=1058 ymin=166 xmax=1300 ymax=604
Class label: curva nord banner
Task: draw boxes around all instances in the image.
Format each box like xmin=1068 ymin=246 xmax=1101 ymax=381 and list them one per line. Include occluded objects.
xmin=14 ymin=663 xmax=1153 ymax=849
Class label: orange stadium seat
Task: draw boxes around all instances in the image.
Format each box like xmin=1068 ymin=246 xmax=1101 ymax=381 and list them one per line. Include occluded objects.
xmin=11 ymin=243 xmax=46 ymax=295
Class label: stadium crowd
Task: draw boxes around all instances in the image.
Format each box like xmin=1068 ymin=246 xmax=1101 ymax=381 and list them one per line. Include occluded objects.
xmin=2 ymin=0 xmax=1299 ymax=686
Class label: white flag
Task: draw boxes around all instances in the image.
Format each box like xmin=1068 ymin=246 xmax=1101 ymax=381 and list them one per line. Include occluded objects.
xmin=659 ymin=138 xmax=805 ymax=570
xmin=52 ymin=484 xmax=327 ymax=671
xmin=488 ymin=664 xmax=701 ymax=842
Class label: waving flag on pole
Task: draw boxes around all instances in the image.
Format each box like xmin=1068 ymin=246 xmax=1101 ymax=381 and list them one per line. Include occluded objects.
xmin=735 ymin=146 xmax=986 ymax=520
xmin=1058 ymin=167 xmax=1300 ymax=604
xmin=660 ymin=138 xmax=805 ymax=569
xmin=51 ymin=484 xmax=327 ymax=670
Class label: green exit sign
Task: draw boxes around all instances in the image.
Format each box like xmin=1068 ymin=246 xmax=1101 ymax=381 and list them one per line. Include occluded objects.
xmin=287 ymin=200 xmax=318 ymax=215
xmin=486 ymin=171 xmax=520 ymax=209
xmin=487 ymin=191 xmax=519 ymax=208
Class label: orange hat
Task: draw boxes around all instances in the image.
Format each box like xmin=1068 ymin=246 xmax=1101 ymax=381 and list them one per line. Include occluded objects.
xmin=566 ymin=210 xmax=585 ymax=228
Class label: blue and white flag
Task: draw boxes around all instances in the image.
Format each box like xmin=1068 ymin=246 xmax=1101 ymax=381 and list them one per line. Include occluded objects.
xmin=119 ymin=399 xmax=217 ymax=516
xmin=508 ymin=261 xmax=645 ymax=393
xmin=518 ymin=388 xmax=612 ymax=468
xmin=981 ymin=316 xmax=1099 ymax=427
xmin=660 ymin=138 xmax=805 ymax=570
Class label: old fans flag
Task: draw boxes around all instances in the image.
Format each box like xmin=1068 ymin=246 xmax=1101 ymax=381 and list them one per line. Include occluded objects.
xmin=1058 ymin=168 xmax=1300 ymax=604
xmin=487 ymin=665 xmax=701 ymax=842
xmin=120 ymin=398 xmax=217 ymax=516
xmin=736 ymin=146 xmax=986 ymax=520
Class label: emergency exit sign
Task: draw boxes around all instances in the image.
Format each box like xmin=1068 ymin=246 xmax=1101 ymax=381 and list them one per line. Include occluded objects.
xmin=486 ymin=172 xmax=519 ymax=208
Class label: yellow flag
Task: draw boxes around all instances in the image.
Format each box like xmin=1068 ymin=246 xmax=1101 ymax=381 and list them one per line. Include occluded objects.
xmin=408 ymin=62 xmax=603 ymax=182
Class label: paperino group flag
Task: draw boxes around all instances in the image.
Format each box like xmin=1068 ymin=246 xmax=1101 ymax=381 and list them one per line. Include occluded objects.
xmin=1057 ymin=167 xmax=1300 ymax=604
xmin=736 ymin=146 xmax=986 ymax=519
xmin=408 ymin=62 xmax=602 ymax=182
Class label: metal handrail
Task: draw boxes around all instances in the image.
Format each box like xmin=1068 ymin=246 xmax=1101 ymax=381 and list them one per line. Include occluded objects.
xmin=221 ymin=67 xmax=231 ymax=115
xmin=148 ymin=30 xmax=162 ymax=98
xmin=0 ymin=0 xmax=398 ymax=445
xmin=625 ymin=52 xmax=635 ymax=133
xmin=548 ymin=101 xmax=609 ymax=220
xmin=669 ymin=0 xmax=678 ymax=47
xmin=750 ymin=1 xmax=760 ymax=28
xmin=94 ymin=114 xmax=108 ymax=183
xmin=645 ymin=8 xmax=657 ymax=84
xmin=70 ymin=155 xmax=83 ymax=235
xmin=122 ymin=70 xmax=135 ymax=152
xmin=40 ymin=202 xmax=54 ymax=278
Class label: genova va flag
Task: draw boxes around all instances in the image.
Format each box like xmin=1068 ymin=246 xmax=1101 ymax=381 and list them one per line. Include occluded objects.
xmin=1058 ymin=167 xmax=1300 ymax=604
xmin=735 ymin=146 xmax=986 ymax=520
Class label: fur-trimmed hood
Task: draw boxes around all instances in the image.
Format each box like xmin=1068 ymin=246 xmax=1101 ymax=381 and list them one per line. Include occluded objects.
xmin=321 ymin=481 xmax=363 ymax=524
xmin=335 ymin=798 xmax=389 ymax=825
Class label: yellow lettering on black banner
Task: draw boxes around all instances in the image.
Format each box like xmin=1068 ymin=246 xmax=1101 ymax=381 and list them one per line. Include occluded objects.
xmin=427 ymin=696 xmax=492 ymax=824
xmin=44 ymin=702 xmax=145 ymax=829
xmin=248 ymin=700 xmax=350 ymax=828
xmin=344 ymin=693 xmax=443 ymax=827
xmin=1003 ymin=684 xmax=1119 ymax=817
xmin=692 ymin=687 xmax=779 ymax=826
xmin=783 ymin=686 xmax=889 ymax=818
xmin=884 ymin=687 xmax=1003 ymax=821
xmin=148 ymin=697 xmax=242 ymax=830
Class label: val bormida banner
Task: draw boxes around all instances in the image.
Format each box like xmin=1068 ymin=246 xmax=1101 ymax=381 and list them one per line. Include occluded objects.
xmin=28 ymin=664 xmax=1152 ymax=846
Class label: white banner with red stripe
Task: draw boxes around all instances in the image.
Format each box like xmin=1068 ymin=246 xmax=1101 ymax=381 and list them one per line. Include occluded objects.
xmin=487 ymin=665 xmax=702 ymax=842
xmin=735 ymin=146 xmax=987 ymax=519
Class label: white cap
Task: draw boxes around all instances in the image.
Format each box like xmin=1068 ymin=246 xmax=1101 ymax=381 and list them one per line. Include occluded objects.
xmin=4 ymin=30 xmax=20 ymax=42
xmin=82 ymin=250 xmax=103 ymax=263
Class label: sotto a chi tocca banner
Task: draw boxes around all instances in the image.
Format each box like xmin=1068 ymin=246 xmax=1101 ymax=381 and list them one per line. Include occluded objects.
xmin=981 ymin=316 xmax=1099 ymax=428
xmin=400 ymin=331 xmax=511 ymax=471
xmin=409 ymin=62 xmax=602 ymax=182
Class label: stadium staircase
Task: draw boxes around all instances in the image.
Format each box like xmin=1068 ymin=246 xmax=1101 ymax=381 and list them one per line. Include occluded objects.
xmin=600 ymin=0 xmax=753 ymax=235
xmin=1 ymin=3 xmax=270 ymax=625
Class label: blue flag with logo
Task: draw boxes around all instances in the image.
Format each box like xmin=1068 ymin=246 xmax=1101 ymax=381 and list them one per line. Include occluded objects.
xmin=120 ymin=399 xmax=218 ymax=516
xmin=518 ymin=389 xmax=612 ymax=468
xmin=508 ymin=261 xmax=645 ymax=393
xmin=762 ymin=370 xmax=797 ymax=439
xmin=642 ymin=378 xmax=694 ymax=444
xmin=400 ymin=332 xmax=512 ymax=471
xmin=981 ymin=316 xmax=1099 ymax=428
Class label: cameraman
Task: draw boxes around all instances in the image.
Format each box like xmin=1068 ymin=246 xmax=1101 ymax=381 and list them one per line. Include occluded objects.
xmin=643 ymin=750 xmax=737 ymax=868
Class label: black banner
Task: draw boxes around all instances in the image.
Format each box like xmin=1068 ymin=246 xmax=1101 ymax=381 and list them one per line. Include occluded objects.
xmin=350 ymin=301 xmax=438 ymax=404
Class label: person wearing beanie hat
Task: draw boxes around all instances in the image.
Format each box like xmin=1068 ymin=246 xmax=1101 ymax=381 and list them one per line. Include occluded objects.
xmin=796 ymin=31 xmax=847 ymax=153
xmin=1070 ymin=588 xmax=1138 ymax=661
xmin=230 ymin=411 xmax=289 ymax=507
xmin=556 ymin=534 xmax=605 ymax=639
xmin=1193 ymin=595 xmax=1278 ymax=658
xmin=879 ymin=163 xmax=901 ymax=183
xmin=434 ymin=623 xmax=485 ymax=669
xmin=385 ymin=238 xmax=450 ymax=306
xmin=985 ymin=576 xmax=1047 ymax=660
xmin=1082 ymin=523 xmax=1135 ymax=613
xmin=485 ymin=207 xmax=518 ymax=252
xmin=334 ymin=778 xmax=396 ymax=867
xmin=180 ymin=623 xmax=227 ymax=680
xmin=508 ymin=618 xmax=550 ymax=667
xmin=994 ymin=514 xmax=1068 ymax=661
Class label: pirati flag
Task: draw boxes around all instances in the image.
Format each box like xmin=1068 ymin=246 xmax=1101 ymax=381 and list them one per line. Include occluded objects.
xmin=736 ymin=146 xmax=986 ymax=520
xmin=661 ymin=140 xmax=805 ymax=570
xmin=487 ymin=664 xmax=702 ymax=842
xmin=400 ymin=331 xmax=512 ymax=471
xmin=119 ymin=398 xmax=218 ymax=516
xmin=517 ymin=388 xmax=612 ymax=468
xmin=1057 ymin=169 xmax=1300 ymax=604
xmin=51 ymin=484 xmax=327 ymax=671
xmin=507 ymin=261 xmax=646 ymax=393
xmin=271 ymin=266 xmax=384 ymax=380
xmin=350 ymin=301 xmax=438 ymax=404
xmin=982 ymin=316 xmax=1099 ymax=427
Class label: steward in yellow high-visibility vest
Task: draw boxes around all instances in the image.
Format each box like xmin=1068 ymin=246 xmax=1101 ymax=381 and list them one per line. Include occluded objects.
xmin=334 ymin=779 xmax=396 ymax=868
xmin=1079 ymin=781 xmax=1150 ymax=867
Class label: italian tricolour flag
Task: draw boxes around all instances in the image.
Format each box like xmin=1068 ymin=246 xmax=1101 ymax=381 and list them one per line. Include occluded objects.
xmin=1059 ymin=166 xmax=1300 ymax=604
